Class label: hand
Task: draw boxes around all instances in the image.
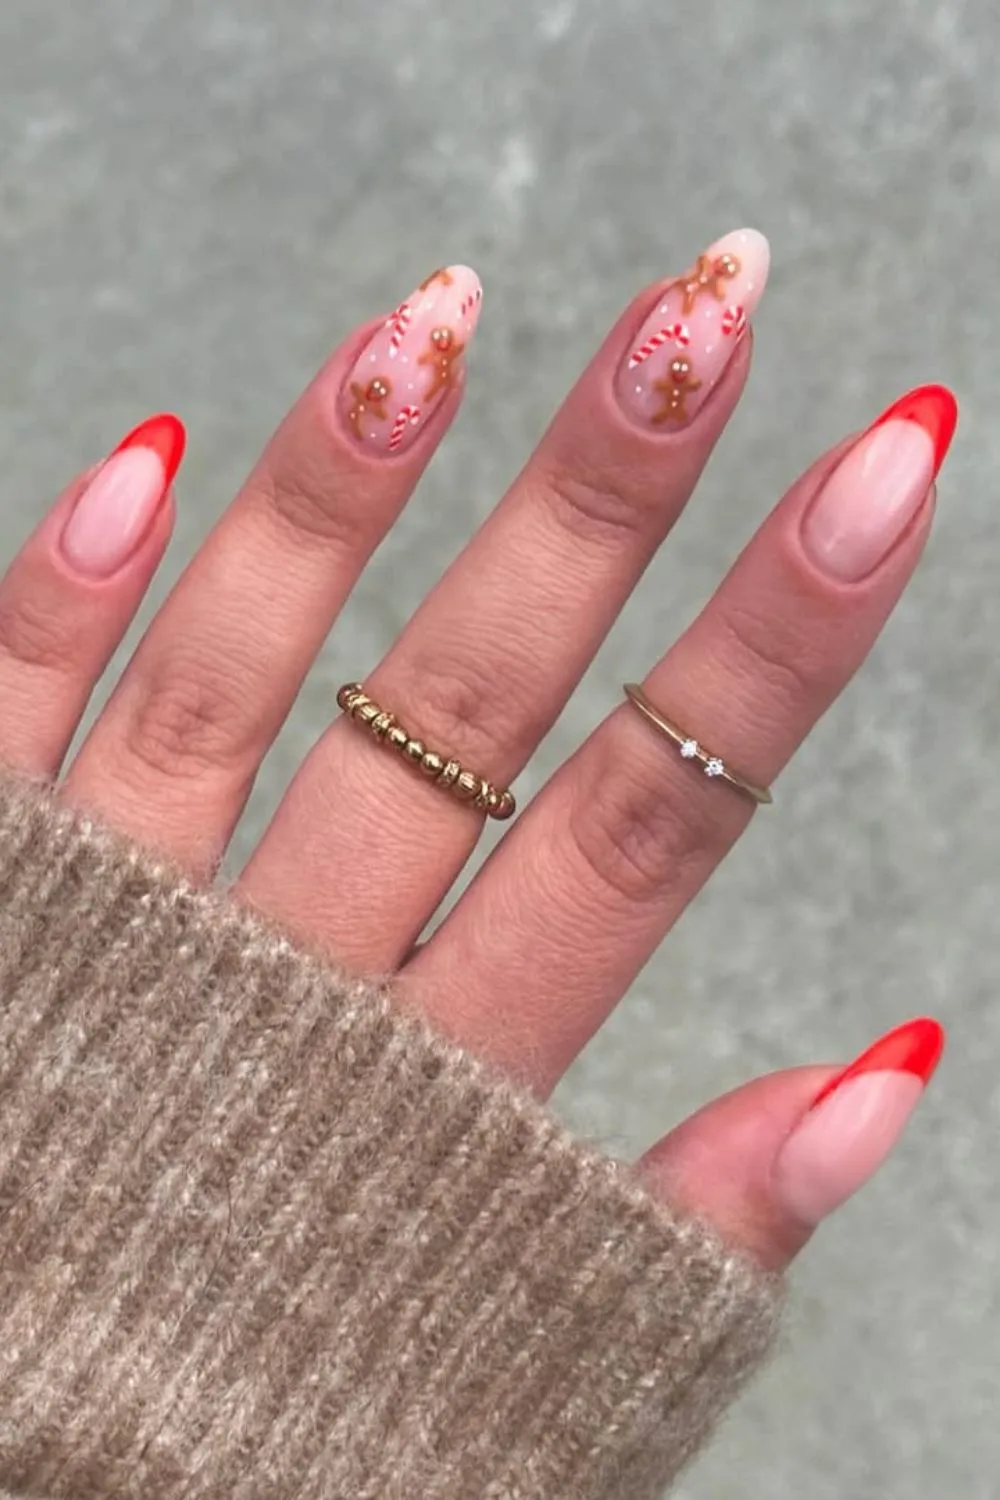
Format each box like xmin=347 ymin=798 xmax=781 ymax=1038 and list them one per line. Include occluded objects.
xmin=0 ymin=230 xmax=953 ymax=1273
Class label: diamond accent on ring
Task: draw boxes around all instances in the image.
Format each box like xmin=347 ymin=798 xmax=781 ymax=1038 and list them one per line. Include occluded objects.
xmin=705 ymin=758 xmax=725 ymax=778
xmin=680 ymin=739 xmax=700 ymax=759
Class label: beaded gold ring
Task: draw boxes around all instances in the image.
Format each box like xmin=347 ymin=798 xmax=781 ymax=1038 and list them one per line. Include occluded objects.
xmin=336 ymin=683 xmax=516 ymax=820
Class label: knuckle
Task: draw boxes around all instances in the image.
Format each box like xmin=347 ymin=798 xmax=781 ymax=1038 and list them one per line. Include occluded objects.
xmin=717 ymin=601 xmax=826 ymax=710
xmin=122 ymin=663 xmax=256 ymax=783
xmin=566 ymin=732 xmax=706 ymax=905
xmin=403 ymin=647 xmax=520 ymax=761
xmin=534 ymin=458 xmax=650 ymax=549
xmin=0 ymin=592 xmax=77 ymax=677
xmin=253 ymin=460 xmax=370 ymax=552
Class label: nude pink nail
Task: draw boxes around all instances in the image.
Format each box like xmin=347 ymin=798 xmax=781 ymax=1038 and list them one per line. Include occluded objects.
xmin=801 ymin=386 xmax=958 ymax=582
xmin=60 ymin=413 xmax=185 ymax=579
xmin=775 ymin=1018 xmax=944 ymax=1226
xmin=615 ymin=228 xmax=770 ymax=430
xmin=341 ymin=265 xmax=483 ymax=455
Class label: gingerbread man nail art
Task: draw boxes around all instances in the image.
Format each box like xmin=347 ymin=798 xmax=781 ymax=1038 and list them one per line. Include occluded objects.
xmin=341 ymin=265 xmax=483 ymax=454
xmin=615 ymin=228 xmax=771 ymax=433
xmin=418 ymin=327 xmax=465 ymax=400
xmin=419 ymin=267 xmax=454 ymax=291
xmin=652 ymin=357 xmax=702 ymax=424
xmin=347 ymin=376 xmax=392 ymax=439
xmin=669 ymin=252 xmax=741 ymax=314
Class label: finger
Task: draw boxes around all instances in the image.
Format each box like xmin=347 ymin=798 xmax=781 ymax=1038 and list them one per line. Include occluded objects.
xmin=240 ymin=229 xmax=770 ymax=961
xmin=636 ymin=1018 xmax=944 ymax=1271
xmin=62 ymin=267 xmax=482 ymax=875
xmin=0 ymin=414 xmax=182 ymax=779
xmin=409 ymin=386 xmax=958 ymax=1090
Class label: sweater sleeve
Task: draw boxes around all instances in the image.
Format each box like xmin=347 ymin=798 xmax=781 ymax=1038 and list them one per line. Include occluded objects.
xmin=0 ymin=777 xmax=779 ymax=1500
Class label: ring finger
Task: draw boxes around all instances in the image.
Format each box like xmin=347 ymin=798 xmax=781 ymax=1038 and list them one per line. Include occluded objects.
xmin=240 ymin=228 xmax=771 ymax=961
xmin=407 ymin=385 xmax=958 ymax=1092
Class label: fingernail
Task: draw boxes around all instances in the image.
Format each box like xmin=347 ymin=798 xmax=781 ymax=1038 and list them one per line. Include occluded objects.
xmin=341 ymin=265 xmax=483 ymax=455
xmin=775 ymin=1018 xmax=945 ymax=1226
xmin=60 ymin=414 xmax=186 ymax=579
xmin=801 ymin=384 xmax=958 ymax=582
xmin=614 ymin=227 xmax=770 ymax=430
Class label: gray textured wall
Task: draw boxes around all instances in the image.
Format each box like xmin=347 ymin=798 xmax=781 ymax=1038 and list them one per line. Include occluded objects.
xmin=2 ymin=1 xmax=998 ymax=1495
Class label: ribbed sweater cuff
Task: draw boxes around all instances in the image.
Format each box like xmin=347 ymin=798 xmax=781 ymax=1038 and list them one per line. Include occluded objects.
xmin=0 ymin=779 xmax=780 ymax=1500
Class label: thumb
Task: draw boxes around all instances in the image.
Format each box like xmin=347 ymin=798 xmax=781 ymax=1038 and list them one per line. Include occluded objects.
xmin=635 ymin=1017 xmax=944 ymax=1271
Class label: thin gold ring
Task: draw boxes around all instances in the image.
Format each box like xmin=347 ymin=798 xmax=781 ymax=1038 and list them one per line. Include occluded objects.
xmin=336 ymin=683 xmax=516 ymax=820
xmin=623 ymin=683 xmax=772 ymax=806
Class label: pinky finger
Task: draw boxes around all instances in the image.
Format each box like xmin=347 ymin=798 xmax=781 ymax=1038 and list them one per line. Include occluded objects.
xmin=637 ymin=1018 xmax=944 ymax=1272
xmin=0 ymin=413 xmax=183 ymax=778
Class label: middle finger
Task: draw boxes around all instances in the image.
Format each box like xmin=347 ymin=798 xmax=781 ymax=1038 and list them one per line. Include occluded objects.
xmin=241 ymin=228 xmax=771 ymax=963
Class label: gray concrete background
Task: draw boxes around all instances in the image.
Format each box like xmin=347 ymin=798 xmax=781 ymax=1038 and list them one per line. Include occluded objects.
xmin=1 ymin=0 xmax=998 ymax=1494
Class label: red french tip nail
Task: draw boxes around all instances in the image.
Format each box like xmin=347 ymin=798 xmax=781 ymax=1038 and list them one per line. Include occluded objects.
xmin=112 ymin=413 xmax=187 ymax=486
xmin=870 ymin=384 xmax=958 ymax=478
xmin=809 ymin=1017 xmax=945 ymax=1111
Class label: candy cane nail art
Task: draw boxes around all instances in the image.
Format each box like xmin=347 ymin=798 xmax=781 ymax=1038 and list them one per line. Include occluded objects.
xmin=459 ymin=284 xmax=483 ymax=319
xmin=342 ymin=264 xmax=483 ymax=455
xmin=627 ymin=323 xmax=691 ymax=369
xmin=385 ymin=301 xmax=412 ymax=356
xmin=721 ymin=305 xmax=747 ymax=337
xmin=616 ymin=229 xmax=770 ymax=430
xmin=388 ymin=404 xmax=422 ymax=452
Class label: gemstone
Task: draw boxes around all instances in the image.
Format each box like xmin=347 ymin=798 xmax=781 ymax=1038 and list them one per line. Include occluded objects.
xmin=705 ymin=758 xmax=725 ymax=777
xmin=680 ymin=739 xmax=699 ymax=759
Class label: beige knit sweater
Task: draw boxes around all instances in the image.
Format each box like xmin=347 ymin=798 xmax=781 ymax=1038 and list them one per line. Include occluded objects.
xmin=0 ymin=777 xmax=779 ymax=1500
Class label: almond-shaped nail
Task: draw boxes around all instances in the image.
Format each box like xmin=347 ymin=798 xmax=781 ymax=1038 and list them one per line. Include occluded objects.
xmin=341 ymin=265 xmax=483 ymax=455
xmin=615 ymin=228 xmax=770 ymax=430
xmin=60 ymin=413 xmax=186 ymax=579
xmin=775 ymin=1018 xmax=945 ymax=1226
xmin=801 ymin=384 xmax=958 ymax=582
